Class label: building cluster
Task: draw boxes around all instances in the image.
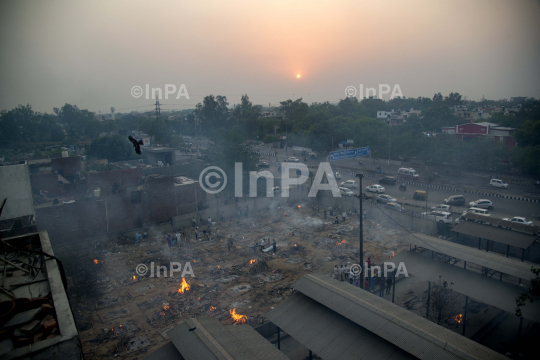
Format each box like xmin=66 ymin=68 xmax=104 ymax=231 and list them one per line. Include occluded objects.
xmin=376 ymin=108 xmax=422 ymax=125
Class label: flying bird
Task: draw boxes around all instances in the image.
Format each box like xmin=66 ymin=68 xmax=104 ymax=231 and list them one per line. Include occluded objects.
xmin=188 ymin=327 xmax=196 ymax=331
xmin=128 ymin=136 xmax=144 ymax=155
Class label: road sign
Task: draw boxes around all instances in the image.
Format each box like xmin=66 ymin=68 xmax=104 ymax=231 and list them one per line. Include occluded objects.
xmin=330 ymin=146 xmax=370 ymax=161
xmin=347 ymin=139 xmax=354 ymax=144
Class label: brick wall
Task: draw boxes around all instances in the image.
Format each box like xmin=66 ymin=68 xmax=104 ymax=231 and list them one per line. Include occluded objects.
xmin=31 ymin=173 xmax=60 ymax=196
xmin=36 ymin=201 xmax=107 ymax=245
xmin=87 ymin=168 xmax=142 ymax=193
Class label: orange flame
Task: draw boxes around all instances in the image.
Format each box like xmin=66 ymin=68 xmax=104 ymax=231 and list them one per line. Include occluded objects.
xmin=336 ymin=240 xmax=347 ymax=246
xmin=93 ymin=259 xmax=99 ymax=264
xmin=454 ymin=314 xmax=463 ymax=324
xmin=132 ymin=275 xmax=136 ymax=280
xmin=163 ymin=304 xmax=170 ymax=311
xmin=229 ymin=308 xmax=247 ymax=324
xmin=377 ymin=224 xmax=381 ymax=226
xmin=210 ymin=306 xmax=216 ymax=311
xmin=178 ymin=277 xmax=191 ymax=294
xmin=298 ymin=205 xmax=301 ymax=209
xmin=249 ymin=259 xmax=257 ymax=265
xmin=159 ymin=312 xmax=166 ymax=316
xmin=217 ymin=265 xmax=221 ymax=270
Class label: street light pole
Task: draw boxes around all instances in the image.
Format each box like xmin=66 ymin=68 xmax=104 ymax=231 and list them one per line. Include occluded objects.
xmin=356 ymin=173 xmax=364 ymax=289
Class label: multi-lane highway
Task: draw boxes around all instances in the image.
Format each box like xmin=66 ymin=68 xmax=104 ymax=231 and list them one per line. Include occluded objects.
xmin=255 ymin=144 xmax=540 ymax=224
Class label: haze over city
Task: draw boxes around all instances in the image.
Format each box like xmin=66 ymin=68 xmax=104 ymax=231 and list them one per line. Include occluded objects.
xmin=1 ymin=0 xmax=540 ymax=113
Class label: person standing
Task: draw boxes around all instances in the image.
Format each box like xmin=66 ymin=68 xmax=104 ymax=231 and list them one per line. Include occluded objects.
xmin=344 ymin=265 xmax=349 ymax=282
xmin=167 ymin=235 xmax=172 ymax=247
xmin=367 ymin=257 xmax=371 ymax=270
xmin=192 ymin=217 xmax=196 ymax=227
xmin=195 ymin=228 xmax=199 ymax=240
xmin=208 ymin=217 xmax=212 ymax=226
xmin=340 ymin=265 xmax=344 ymax=282
xmin=228 ymin=238 xmax=233 ymax=252
xmin=134 ymin=232 xmax=141 ymax=245
xmin=176 ymin=232 xmax=181 ymax=246
xmin=260 ymin=238 xmax=266 ymax=251
xmin=272 ymin=239 xmax=277 ymax=254
xmin=386 ymin=276 xmax=392 ymax=295
xmin=379 ymin=277 xmax=386 ymax=297
xmin=354 ymin=277 xmax=358 ymax=286
xmin=334 ymin=265 xmax=339 ymax=280
xmin=335 ymin=216 xmax=339 ymax=225
xmin=364 ymin=278 xmax=369 ymax=290
xmin=342 ymin=212 xmax=346 ymax=222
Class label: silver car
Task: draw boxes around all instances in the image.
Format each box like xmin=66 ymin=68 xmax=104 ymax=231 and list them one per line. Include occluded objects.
xmin=468 ymin=199 xmax=493 ymax=210
xmin=377 ymin=194 xmax=397 ymax=203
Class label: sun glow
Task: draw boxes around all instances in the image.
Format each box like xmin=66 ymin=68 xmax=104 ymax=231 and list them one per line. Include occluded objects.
xmin=296 ymin=74 xmax=301 ymax=78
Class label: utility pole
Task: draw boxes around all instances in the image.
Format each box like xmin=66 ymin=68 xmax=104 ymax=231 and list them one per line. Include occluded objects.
xmin=356 ymin=173 xmax=364 ymax=289
xmin=388 ymin=123 xmax=391 ymax=165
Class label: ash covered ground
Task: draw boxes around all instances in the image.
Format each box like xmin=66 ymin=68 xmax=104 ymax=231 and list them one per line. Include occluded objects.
xmin=69 ymin=202 xmax=409 ymax=358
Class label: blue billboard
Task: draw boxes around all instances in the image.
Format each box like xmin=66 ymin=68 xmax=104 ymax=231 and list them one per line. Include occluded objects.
xmin=330 ymin=146 xmax=370 ymax=161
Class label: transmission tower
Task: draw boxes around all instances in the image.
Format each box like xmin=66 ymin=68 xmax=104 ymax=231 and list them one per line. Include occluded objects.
xmin=155 ymin=99 xmax=161 ymax=119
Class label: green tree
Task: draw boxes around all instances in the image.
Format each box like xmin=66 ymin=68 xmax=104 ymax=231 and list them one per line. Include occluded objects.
xmin=516 ymin=267 xmax=539 ymax=317
xmin=201 ymin=132 xmax=259 ymax=196
xmin=88 ymin=135 xmax=134 ymax=162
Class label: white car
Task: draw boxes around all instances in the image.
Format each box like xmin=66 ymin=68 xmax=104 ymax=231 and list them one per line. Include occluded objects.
xmin=422 ymin=211 xmax=452 ymax=224
xmin=431 ymin=204 xmax=452 ymax=212
xmin=339 ymin=187 xmax=354 ymax=197
xmin=333 ymin=172 xmax=342 ymax=180
xmin=490 ymin=179 xmax=508 ymax=189
xmin=366 ymin=184 xmax=385 ymax=193
xmin=340 ymin=180 xmax=356 ymax=188
xmin=502 ymin=217 xmax=533 ymax=225
xmin=288 ymin=157 xmax=300 ymax=162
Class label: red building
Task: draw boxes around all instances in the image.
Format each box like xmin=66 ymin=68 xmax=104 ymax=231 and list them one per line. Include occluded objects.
xmin=441 ymin=121 xmax=516 ymax=147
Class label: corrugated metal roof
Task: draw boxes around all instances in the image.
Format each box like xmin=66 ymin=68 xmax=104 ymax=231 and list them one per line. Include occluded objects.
xmin=267 ymin=291 xmax=419 ymax=360
xmin=165 ymin=317 xmax=289 ymax=360
xmin=403 ymin=232 xmax=536 ymax=280
xmin=452 ymin=221 xmax=537 ymax=249
xmin=392 ymin=251 xmax=540 ymax=323
xmin=291 ymin=273 xmax=508 ymax=360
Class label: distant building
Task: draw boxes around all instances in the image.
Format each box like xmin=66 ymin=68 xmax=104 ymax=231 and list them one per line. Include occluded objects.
xmin=377 ymin=108 xmax=421 ymax=126
xmin=441 ymin=121 xmax=516 ymax=147
xmin=146 ymin=147 xmax=175 ymax=166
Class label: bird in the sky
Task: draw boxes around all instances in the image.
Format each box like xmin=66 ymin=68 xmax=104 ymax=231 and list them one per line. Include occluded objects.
xmin=128 ymin=136 xmax=144 ymax=155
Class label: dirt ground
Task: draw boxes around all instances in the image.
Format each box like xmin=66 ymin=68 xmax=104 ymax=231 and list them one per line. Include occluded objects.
xmin=71 ymin=203 xmax=412 ymax=359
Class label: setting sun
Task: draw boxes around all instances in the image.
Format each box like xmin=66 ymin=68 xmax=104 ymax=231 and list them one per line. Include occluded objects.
xmin=296 ymin=74 xmax=301 ymax=79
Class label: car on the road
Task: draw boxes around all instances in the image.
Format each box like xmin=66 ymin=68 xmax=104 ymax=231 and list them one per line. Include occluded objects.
xmin=258 ymin=161 xmax=270 ymax=168
xmin=379 ymin=176 xmax=397 ymax=185
xmin=366 ymin=184 xmax=385 ymax=193
xmin=422 ymin=211 xmax=453 ymax=224
xmin=490 ymin=178 xmax=508 ymax=188
xmin=340 ymin=180 xmax=356 ymax=188
xmin=431 ymin=204 xmax=452 ymax=212
xmin=288 ymin=157 xmax=300 ymax=162
xmin=398 ymin=168 xmax=419 ymax=178
xmin=333 ymin=172 xmax=342 ymax=180
xmin=444 ymin=195 xmax=465 ymax=206
xmin=468 ymin=199 xmax=493 ymax=210
xmin=502 ymin=217 xmax=533 ymax=225
xmin=339 ymin=187 xmax=355 ymax=197
xmin=376 ymin=194 xmax=397 ymax=203
xmin=385 ymin=202 xmax=406 ymax=213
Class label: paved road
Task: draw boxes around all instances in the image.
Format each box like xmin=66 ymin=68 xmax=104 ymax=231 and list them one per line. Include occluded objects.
xmin=255 ymin=145 xmax=540 ymax=224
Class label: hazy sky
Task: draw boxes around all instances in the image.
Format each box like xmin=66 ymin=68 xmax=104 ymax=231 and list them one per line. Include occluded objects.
xmin=1 ymin=0 xmax=539 ymax=114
